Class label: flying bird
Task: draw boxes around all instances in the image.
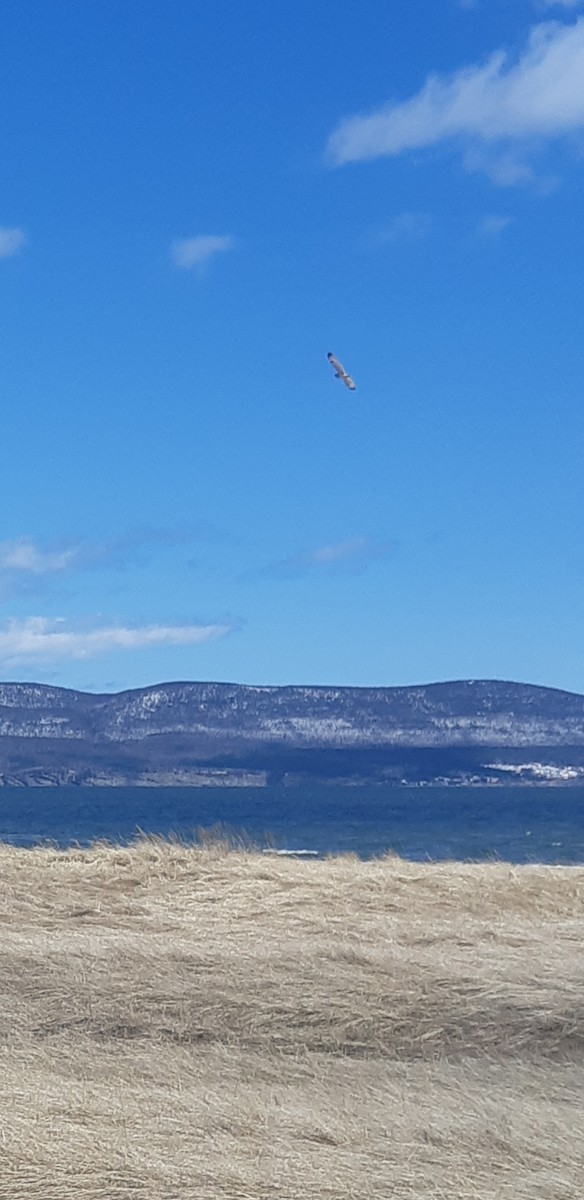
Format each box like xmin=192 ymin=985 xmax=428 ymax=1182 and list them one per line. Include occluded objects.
xmin=327 ymin=351 xmax=356 ymax=391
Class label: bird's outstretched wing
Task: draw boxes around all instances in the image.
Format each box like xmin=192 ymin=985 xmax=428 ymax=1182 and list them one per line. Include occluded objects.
xmin=327 ymin=351 xmax=356 ymax=391
xmin=327 ymin=351 xmax=343 ymax=376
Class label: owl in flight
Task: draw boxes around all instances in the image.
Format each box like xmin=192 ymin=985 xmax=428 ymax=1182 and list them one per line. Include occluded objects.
xmin=327 ymin=351 xmax=356 ymax=391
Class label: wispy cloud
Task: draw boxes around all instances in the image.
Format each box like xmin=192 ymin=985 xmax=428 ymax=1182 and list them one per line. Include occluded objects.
xmin=0 ymin=530 xmax=212 ymax=598
xmin=0 ymin=616 xmax=234 ymax=664
xmin=0 ymin=539 xmax=78 ymax=575
xmin=478 ymin=213 xmax=514 ymax=236
xmin=373 ymin=211 xmax=433 ymax=244
xmin=171 ymin=235 xmax=235 ymax=270
xmin=327 ymin=19 xmax=584 ymax=182
xmin=264 ymin=537 xmax=395 ymax=579
xmin=462 ymin=144 xmax=538 ymax=186
xmin=0 ymin=539 xmax=87 ymax=601
xmin=0 ymin=227 xmax=26 ymax=258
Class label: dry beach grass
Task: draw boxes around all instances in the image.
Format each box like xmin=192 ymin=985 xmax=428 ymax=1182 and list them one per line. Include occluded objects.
xmin=0 ymin=837 xmax=582 ymax=1199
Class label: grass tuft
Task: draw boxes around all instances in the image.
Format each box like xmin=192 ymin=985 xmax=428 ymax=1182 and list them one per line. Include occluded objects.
xmin=0 ymin=837 xmax=582 ymax=1197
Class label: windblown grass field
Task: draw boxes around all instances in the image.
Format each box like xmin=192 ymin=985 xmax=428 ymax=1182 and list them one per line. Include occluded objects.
xmin=0 ymin=837 xmax=582 ymax=1199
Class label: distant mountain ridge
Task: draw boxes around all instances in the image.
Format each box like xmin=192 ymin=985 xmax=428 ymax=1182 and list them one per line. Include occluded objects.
xmin=1 ymin=678 xmax=584 ymax=785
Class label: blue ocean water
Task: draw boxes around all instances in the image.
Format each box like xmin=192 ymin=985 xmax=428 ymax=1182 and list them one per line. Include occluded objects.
xmin=0 ymin=785 xmax=582 ymax=862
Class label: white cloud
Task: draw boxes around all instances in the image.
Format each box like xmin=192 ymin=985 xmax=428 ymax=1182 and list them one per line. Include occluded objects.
xmin=478 ymin=214 xmax=514 ymax=235
xmin=0 ymin=227 xmax=26 ymax=258
xmin=171 ymin=235 xmax=234 ymax=270
xmin=0 ymin=617 xmax=233 ymax=664
xmin=327 ymin=19 xmax=584 ymax=180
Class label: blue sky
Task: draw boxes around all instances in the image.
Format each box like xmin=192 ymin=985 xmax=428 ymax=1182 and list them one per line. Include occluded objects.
xmin=2 ymin=0 xmax=584 ymax=694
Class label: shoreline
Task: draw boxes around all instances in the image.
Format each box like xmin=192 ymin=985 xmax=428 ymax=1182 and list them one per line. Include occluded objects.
xmin=2 ymin=773 xmax=584 ymax=786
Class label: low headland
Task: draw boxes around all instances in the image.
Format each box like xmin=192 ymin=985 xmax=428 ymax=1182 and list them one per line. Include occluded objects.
xmin=1 ymin=836 xmax=582 ymax=1198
